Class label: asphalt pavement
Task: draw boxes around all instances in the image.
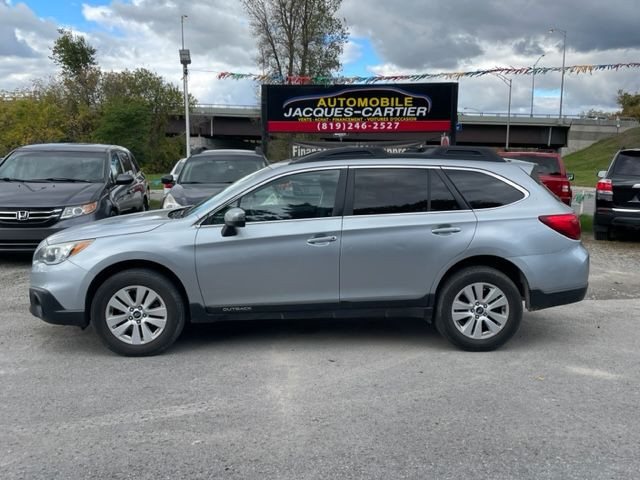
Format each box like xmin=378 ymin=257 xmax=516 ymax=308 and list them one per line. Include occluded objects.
xmin=1 ymin=237 xmax=639 ymax=479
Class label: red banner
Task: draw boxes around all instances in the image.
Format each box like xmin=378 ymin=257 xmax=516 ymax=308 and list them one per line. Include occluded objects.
xmin=267 ymin=120 xmax=451 ymax=133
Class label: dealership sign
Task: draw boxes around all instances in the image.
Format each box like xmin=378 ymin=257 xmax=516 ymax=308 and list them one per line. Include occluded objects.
xmin=262 ymin=83 xmax=458 ymax=134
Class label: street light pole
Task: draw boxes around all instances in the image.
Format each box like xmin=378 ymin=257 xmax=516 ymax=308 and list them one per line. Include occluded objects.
xmin=494 ymin=73 xmax=512 ymax=150
xmin=530 ymin=53 xmax=545 ymax=117
xmin=549 ymin=28 xmax=567 ymax=120
xmin=180 ymin=15 xmax=191 ymax=158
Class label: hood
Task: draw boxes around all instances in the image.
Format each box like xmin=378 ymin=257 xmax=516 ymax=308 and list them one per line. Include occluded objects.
xmin=171 ymin=183 xmax=228 ymax=206
xmin=0 ymin=181 xmax=103 ymax=208
xmin=46 ymin=209 xmax=172 ymax=244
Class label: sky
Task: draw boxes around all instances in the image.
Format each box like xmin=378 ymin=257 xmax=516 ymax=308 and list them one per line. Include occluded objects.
xmin=1 ymin=0 xmax=640 ymax=116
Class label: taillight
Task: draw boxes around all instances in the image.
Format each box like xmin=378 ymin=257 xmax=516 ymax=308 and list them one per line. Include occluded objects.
xmin=539 ymin=213 xmax=581 ymax=240
xmin=561 ymin=181 xmax=570 ymax=193
xmin=596 ymin=179 xmax=612 ymax=192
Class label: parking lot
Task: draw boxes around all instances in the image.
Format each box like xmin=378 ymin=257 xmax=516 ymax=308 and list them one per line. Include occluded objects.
xmin=0 ymin=236 xmax=639 ymax=479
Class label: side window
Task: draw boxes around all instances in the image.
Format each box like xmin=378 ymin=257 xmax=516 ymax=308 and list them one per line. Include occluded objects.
xmin=238 ymin=170 xmax=341 ymax=223
xmin=430 ymin=171 xmax=460 ymax=211
xmin=352 ymin=168 xmax=428 ymax=215
xmin=110 ymin=153 xmax=124 ymax=179
xmin=118 ymin=151 xmax=134 ymax=173
xmin=444 ymin=169 xmax=525 ymax=209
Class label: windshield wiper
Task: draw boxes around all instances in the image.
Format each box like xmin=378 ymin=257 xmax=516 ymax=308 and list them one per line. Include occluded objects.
xmin=180 ymin=181 xmax=204 ymax=184
xmin=32 ymin=177 xmax=91 ymax=183
xmin=1 ymin=177 xmax=26 ymax=182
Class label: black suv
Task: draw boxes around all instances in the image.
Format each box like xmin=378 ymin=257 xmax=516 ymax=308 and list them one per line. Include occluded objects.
xmin=0 ymin=143 xmax=149 ymax=251
xmin=594 ymin=148 xmax=640 ymax=240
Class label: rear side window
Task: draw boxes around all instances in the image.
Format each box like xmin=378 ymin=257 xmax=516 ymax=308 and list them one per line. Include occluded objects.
xmin=352 ymin=169 xmax=429 ymax=215
xmin=351 ymin=168 xmax=459 ymax=215
xmin=444 ymin=169 xmax=524 ymax=209
xmin=613 ymin=152 xmax=640 ymax=176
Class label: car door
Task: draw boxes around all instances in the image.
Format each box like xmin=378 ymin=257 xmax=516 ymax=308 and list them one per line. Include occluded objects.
xmin=194 ymin=168 xmax=346 ymax=311
xmin=339 ymin=166 xmax=477 ymax=304
xmin=109 ymin=151 xmax=129 ymax=214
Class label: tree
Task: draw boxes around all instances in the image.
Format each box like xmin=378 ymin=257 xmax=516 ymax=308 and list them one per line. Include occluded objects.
xmin=50 ymin=28 xmax=97 ymax=78
xmin=617 ymin=90 xmax=640 ymax=119
xmin=241 ymin=0 xmax=348 ymax=79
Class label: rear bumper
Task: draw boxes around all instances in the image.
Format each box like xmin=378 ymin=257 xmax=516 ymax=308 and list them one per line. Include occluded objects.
xmin=29 ymin=287 xmax=87 ymax=327
xmin=527 ymin=285 xmax=588 ymax=311
xmin=594 ymin=208 xmax=640 ymax=229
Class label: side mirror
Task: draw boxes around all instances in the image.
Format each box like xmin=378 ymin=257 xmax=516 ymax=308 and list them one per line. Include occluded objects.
xmin=161 ymin=174 xmax=174 ymax=185
xmin=115 ymin=173 xmax=134 ymax=185
xmin=597 ymin=170 xmax=607 ymax=179
xmin=567 ymin=172 xmax=574 ymax=181
xmin=221 ymin=207 xmax=246 ymax=237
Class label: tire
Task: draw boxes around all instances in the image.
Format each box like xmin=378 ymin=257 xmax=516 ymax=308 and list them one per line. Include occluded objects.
xmin=435 ymin=266 xmax=523 ymax=351
xmin=141 ymin=196 xmax=150 ymax=212
xmin=594 ymin=228 xmax=609 ymax=241
xmin=91 ymin=269 xmax=185 ymax=356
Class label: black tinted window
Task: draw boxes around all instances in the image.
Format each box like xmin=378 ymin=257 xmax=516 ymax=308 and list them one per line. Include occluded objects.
xmin=430 ymin=172 xmax=459 ymax=211
xmin=118 ymin=151 xmax=134 ymax=173
xmin=353 ymin=169 xmax=428 ymax=215
xmin=445 ymin=169 xmax=524 ymax=209
xmin=239 ymin=170 xmax=340 ymax=222
xmin=613 ymin=152 xmax=640 ymax=176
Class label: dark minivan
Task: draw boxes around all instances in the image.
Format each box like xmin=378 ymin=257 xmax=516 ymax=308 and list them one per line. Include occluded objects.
xmin=594 ymin=148 xmax=640 ymax=240
xmin=0 ymin=143 xmax=149 ymax=251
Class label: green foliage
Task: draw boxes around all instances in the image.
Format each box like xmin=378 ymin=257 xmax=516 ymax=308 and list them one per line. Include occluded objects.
xmin=1 ymin=32 xmax=189 ymax=173
xmin=579 ymin=214 xmax=593 ymax=233
xmin=563 ymin=126 xmax=640 ymax=186
xmin=242 ymin=0 xmax=348 ymax=78
xmin=50 ymin=28 xmax=97 ymax=77
xmin=617 ymin=90 xmax=640 ymax=119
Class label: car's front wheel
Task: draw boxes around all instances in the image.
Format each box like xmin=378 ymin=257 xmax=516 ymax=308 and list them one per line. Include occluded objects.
xmin=435 ymin=266 xmax=522 ymax=351
xmin=91 ymin=269 xmax=185 ymax=356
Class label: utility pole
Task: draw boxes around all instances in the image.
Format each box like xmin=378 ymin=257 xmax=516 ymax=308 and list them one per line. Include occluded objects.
xmin=549 ymin=28 xmax=567 ymax=120
xmin=530 ymin=53 xmax=545 ymax=117
xmin=494 ymin=73 xmax=512 ymax=150
xmin=179 ymin=15 xmax=191 ymax=158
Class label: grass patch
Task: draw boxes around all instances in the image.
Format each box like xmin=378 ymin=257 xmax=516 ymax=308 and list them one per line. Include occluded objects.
xmin=564 ymin=126 xmax=640 ymax=187
xmin=579 ymin=214 xmax=593 ymax=233
xmin=149 ymin=198 xmax=163 ymax=210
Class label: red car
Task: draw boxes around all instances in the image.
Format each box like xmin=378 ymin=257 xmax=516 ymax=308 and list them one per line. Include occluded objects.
xmin=498 ymin=151 xmax=573 ymax=205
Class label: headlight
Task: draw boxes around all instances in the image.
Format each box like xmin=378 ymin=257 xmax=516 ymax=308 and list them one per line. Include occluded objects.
xmin=61 ymin=202 xmax=98 ymax=219
xmin=33 ymin=239 xmax=94 ymax=265
xmin=163 ymin=193 xmax=182 ymax=209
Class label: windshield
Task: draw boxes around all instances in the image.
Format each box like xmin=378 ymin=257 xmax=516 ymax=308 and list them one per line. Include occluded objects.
xmin=0 ymin=151 xmax=106 ymax=182
xmin=510 ymin=155 xmax=561 ymax=175
xmin=613 ymin=152 xmax=640 ymax=176
xmin=178 ymin=155 xmax=264 ymax=184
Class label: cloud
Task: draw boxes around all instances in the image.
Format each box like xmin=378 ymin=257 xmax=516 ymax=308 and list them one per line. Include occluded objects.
xmin=1 ymin=0 xmax=640 ymax=114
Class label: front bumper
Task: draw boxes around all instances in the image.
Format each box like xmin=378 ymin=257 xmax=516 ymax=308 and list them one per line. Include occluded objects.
xmin=0 ymin=212 xmax=104 ymax=252
xmin=29 ymin=287 xmax=87 ymax=327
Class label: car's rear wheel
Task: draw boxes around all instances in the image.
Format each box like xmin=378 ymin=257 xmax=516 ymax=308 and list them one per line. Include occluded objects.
xmin=91 ymin=269 xmax=185 ymax=356
xmin=435 ymin=266 xmax=522 ymax=351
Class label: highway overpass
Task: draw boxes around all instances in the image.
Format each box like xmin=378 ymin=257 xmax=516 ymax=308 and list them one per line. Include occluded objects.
xmin=167 ymin=105 xmax=638 ymax=155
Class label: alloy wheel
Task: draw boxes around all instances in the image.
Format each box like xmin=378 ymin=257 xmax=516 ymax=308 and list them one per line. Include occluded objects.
xmin=451 ymin=282 xmax=509 ymax=340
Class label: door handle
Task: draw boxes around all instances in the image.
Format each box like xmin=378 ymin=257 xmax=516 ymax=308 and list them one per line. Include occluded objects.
xmin=307 ymin=235 xmax=337 ymax=245
xmin=431 ymin=226 xmax=461 ymax=235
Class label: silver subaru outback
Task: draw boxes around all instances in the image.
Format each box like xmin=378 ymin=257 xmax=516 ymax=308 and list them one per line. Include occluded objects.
xmin=29 ymin=146 xmax=589 ymax=356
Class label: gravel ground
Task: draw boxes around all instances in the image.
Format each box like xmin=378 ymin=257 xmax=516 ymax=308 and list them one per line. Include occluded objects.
xmin=1 ymin=237 xmax=639 ymax=479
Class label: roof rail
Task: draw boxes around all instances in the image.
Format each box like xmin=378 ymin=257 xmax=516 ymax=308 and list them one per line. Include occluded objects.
xmin=291 ymin=145 xmax=506 ymax=164
xmin=291 ymin=146 xmax=388 ymax=164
